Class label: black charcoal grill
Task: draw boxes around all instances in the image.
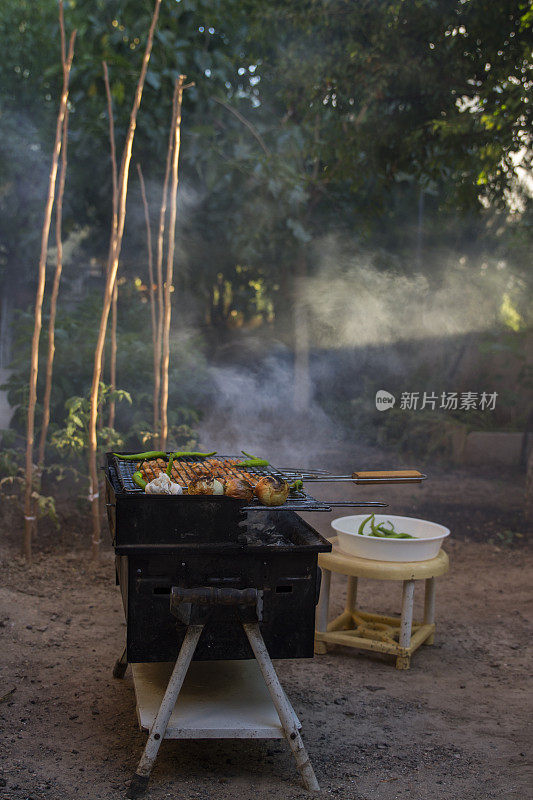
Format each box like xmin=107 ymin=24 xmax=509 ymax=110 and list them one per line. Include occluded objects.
xmin=105 ymin=455 xmax=333 ymax=661
xmin=104 ymin=451 xmax=392 ymax=662
xmin=104 ymin=452 xmax=426 ymax=798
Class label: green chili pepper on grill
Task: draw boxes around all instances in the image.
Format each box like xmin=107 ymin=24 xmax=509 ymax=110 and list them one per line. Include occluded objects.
xmin=234 ymin=458 xmax=270 ymax=468
xmin=114 ymin=451 xmax=168 ymax=461
xmin=238 ymin=451 xmax=266 ymax=464
xmin=235 ymin=451 xmax=269 ymax=468
xmin=171 ymin=451 xmax=217 ymax=458
xmin=289 ymin=479 xmax=303 ymax=492
xmin=132 ymin=471 xmax=147 ymax=490
xmin=166 ymin=454 xmax=175 ymax=477
xmin=114 ymin=450 xmax=217 ymax=461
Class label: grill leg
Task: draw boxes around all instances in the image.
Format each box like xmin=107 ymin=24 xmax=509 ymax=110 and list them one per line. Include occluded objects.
xmin=113 ymin=646 xmax=128 ymax=679
xmin=126 ymin=625 xmax=204 ymax=799
xmin=243 ymin=622 xmax=320 ymax=793
xmin=314 ymin=567 xmax=331 ymax=654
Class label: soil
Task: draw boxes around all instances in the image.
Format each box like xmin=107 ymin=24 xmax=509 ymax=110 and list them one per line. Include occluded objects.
xmin=0 ymin=463 xmax=531 ymax=800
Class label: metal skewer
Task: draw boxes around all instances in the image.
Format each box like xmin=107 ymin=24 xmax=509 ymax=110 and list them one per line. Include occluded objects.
xmin=285 ymin=470 xmax=427 ymax=485
xmin=241 ymin=501 xmax=388 ymax=512
xmin=277 ymin=466 xmax=333 ymax=475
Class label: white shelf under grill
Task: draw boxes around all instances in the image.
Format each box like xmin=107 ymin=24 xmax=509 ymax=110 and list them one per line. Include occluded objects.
xmin=132 ymin=660 xmax=301 ymax=739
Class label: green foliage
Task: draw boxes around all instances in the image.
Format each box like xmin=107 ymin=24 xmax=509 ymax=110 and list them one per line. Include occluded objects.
xmin=1 ymin=286 xmax=208 ymax=468
xmin=489 ymin=529 xmax=524 ymax=548
xmin=0 ymin=447 xmax=21 ymax=478
xmin=377 ymin=409 xmax=466 ymax=462
xmin=208 ymin=265 xmax=276 ymax=327
xmin=215 ymin=0 xmax=532 ymax=236
xmin=1 ymin=0 xmax=530 ymax=300
xmin=0 ymin=0 xmax=531 ymax=490
xmin=0 ymin=469 xmax=58 ymax=529
xmin=51 ymin=383 xmax=131 ymax=456
xmin=32 ymin=491 xmax=59 ymax=529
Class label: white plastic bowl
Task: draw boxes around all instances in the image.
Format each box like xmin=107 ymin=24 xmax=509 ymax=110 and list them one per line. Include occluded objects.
xmin=331 ymin=515 xmax=450 ymax=562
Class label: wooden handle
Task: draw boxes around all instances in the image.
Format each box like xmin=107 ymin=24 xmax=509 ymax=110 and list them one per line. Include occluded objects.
xmin=351 ymin=470 xmax=423 ymax=484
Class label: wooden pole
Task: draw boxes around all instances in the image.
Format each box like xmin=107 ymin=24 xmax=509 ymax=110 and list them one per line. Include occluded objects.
xmin=109 ymin=286 xmax=118 ymax=427
xmin=37 ymin=104 xmax=70 ymax=467
xmin=23 ymin=1 xmax=75 ymax=563
xmin=154 ymin=81 xmax=179 ymax=445
xmin=527 ymin=447 xmax=533 ymax=525
xmin=160 ymin=76 xmax=185 ymax=452
xmin=87 ymin=0 xmax=161 ymax=560
xmin=137 ymin=163 xmax=158 ymax=433
xmin=103 ymin=61 xmax=119 ymax=272
xmin=103 ymin=61 xmax=119 ymax=430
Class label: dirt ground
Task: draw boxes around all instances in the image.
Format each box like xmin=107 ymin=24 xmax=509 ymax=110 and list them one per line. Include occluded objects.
xmin=0 ymin=464 xmax=532 ymax=800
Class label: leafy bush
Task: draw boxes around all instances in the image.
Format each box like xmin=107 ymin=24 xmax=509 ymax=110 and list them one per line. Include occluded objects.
xmin=1 ymin=285 xmax=212 ymax=466
xmin=51 ymin=383 xmax=131 ymax=457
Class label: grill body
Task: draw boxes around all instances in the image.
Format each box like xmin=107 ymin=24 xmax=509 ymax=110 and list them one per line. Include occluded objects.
xmin=105 ymin=454 xmax=332 ymax=662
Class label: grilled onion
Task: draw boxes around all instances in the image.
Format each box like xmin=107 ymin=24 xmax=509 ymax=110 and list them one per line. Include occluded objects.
xmin=223 ymin=477 xmax=254 ymax=501
xmin=254 ymin=476 xmax=289 ymax=506
xmin=187 ymin=475 xmax=224 ymax=495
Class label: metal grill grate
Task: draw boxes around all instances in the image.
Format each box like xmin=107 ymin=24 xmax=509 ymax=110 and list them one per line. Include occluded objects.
xmin=111 ymin=454 xmax=388 ymax=513
xmin=113 ymin=454 xmax=288 ymax=489
xmin=113 ymin=454 xmax=330 ymax=511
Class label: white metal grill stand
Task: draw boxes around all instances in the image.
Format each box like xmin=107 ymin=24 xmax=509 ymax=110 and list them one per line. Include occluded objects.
xmin=118 ymin=586 xmax=319 ymax=798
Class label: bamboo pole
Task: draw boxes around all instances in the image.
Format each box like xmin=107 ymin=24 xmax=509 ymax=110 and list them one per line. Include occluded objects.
xmin=103 ymin=61 xmax=119 ymax=430
xmin=137 ymin=163 xmax=158 ymax=433
xmin=160 ymin=76 xmax=186 ymax=451
xmin=103 ymin=61 xmax=119 ymax=270
xmin=154 ymin=81 xmax=180 ymax=445
xmin=87 ymin=0 xmax=162 ymax=560
xmin=37 ymin=104 xmax=70 ymax=467
xmin=526 ymin=447 xmax=533 ymax=525
xmin=23 ymin=1 xmax=76 ymax=563
xmin=109 ymin=286 xmax=118 ymax=427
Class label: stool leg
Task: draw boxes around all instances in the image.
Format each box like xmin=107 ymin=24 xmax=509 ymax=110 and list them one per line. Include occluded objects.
xmin=314 ymin=568 xmax=331 ymax=654
xmin=396 ymin=579 xmax=415 ymax=670
xmin=345 ymin=576 xmax=358 ymax=613
xmin=423 ymin=577 xmax=436 ymax=645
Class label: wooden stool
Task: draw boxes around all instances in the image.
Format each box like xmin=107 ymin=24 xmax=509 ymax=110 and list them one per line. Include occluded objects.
xmin=315 ymin=539 xmax=449 ymax=669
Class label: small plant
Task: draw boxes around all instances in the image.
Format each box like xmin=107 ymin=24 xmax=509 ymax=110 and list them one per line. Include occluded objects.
xmin=0 ymin=470 xmax=58 ymax=529
xmin=489 ymin=530 xmax=523 ymax=548
xmin=51 ymin=382 xmax=132 ymax=457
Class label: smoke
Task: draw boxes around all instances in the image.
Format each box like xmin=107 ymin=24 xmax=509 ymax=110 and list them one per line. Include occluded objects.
xmin=305 ymin=234 xmax=513 ymax=350
xmin=198 ymin=353 xmax=345 ymax=464
xmin=195 ymin=231 xmax=527 ymax=463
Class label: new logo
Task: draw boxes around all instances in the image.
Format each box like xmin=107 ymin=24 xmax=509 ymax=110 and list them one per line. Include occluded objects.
xmin=375 ymin=390 xmax=396 ymax=411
